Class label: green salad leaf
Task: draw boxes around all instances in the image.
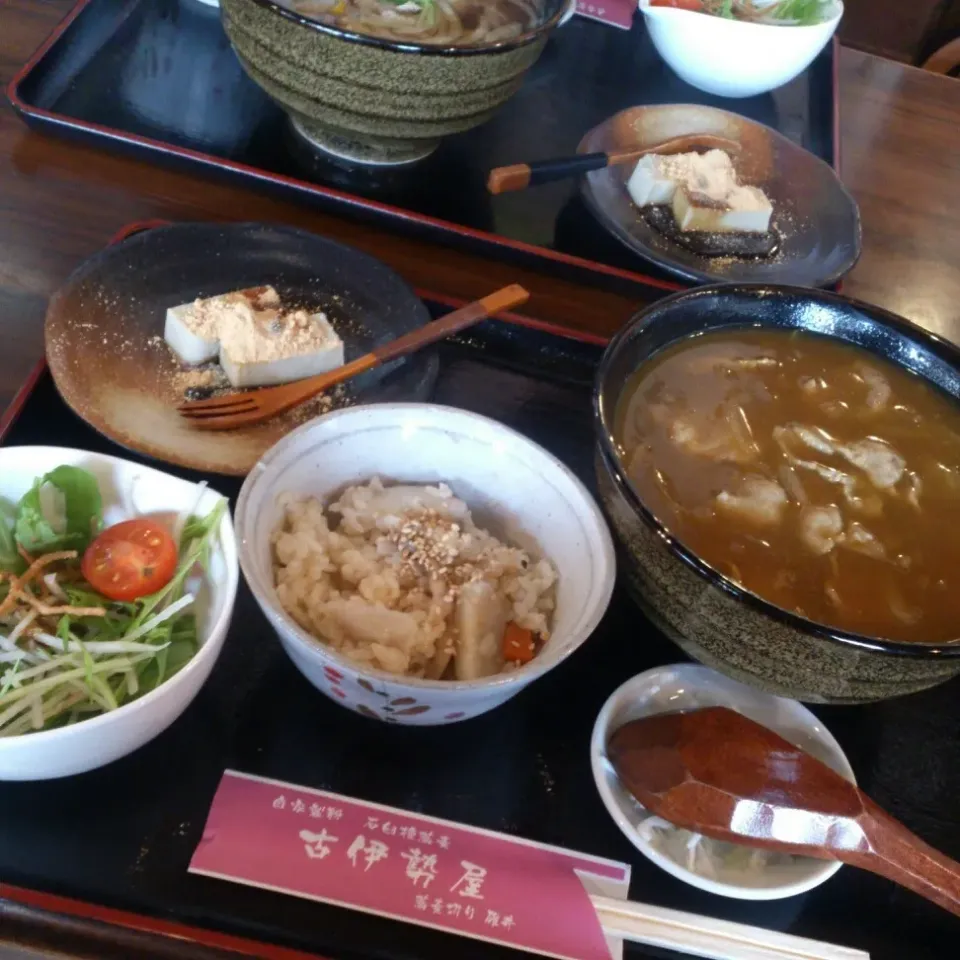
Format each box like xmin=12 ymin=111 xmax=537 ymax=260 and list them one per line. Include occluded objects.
xmin=705 ymin=0 xmax=832 ymax=24
xmin=766 ymin=0 xmax=830 ymax=24
xmin=14 ymin=465 xmax=103 ymax=556
xmin=0 ymin=497 xmax=18 ymax=572
xmin=0 ymin=482 xmax=227 ymax=737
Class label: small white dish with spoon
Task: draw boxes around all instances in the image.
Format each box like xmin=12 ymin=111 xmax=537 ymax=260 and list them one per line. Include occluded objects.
xmin=591 ymin=663 xmax=856 ymax=900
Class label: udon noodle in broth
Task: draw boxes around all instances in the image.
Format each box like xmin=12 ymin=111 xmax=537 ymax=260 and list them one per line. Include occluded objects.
xmin=616 ymin=329 xmax=960 ymax=644
xmin=287 ymin=0 xmax=545 ymax=45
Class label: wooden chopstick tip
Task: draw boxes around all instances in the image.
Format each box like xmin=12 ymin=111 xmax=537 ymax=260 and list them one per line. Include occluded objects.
xmin=487 ymin=164 xmax=532 ymax=195
xmin=480 ymin=284 xmax=530 ymax=314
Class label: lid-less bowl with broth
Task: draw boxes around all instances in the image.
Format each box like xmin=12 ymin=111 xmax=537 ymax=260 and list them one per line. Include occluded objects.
xmin=219 ymin=0 xmax=574 ymax=165
xmin=594 ymin=284 xmax=960 ymax=704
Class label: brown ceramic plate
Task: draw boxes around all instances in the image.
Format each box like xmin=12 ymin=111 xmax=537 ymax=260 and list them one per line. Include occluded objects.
xmin=578 ymin=104 xmax=861 ymax=287
xmin=45 ymin=222 xmax=437 ymax=475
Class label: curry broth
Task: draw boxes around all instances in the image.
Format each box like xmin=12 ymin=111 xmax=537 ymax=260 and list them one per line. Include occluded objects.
xmin=616 ymin=329 xmax=960 ymax=644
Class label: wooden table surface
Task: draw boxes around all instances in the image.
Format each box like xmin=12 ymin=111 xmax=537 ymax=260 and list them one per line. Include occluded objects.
xmin=2 ymin=0 xmax=960 ymax=419
xmin=1 ymin=3 xmax=960 ymax=956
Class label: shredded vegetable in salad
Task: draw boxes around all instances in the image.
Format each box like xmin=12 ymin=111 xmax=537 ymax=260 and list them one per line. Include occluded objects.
xmin=649 ymin=0 xmax=835 ymax=26
xmin=0 ymin=466 xmax=225 ymax=736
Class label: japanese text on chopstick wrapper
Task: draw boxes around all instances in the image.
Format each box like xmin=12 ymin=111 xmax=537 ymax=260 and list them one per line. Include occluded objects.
xmin=190 ymin=771 xmax=630 ymax=960
xmin=576 ymin=0 xmax=636 ymax=29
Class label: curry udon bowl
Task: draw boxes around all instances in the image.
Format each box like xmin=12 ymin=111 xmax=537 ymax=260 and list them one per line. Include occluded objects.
xmin=219 ymin=0 xmax=573 ymax=165
xmin=594 ymin=285 xmax=960 ymax=704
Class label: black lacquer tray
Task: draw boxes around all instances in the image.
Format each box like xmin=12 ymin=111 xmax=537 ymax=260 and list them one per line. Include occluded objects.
xmin=0 ymin=230 xmax=957 ymax=960
xmin=8 ymin=0 xmax=839 ymax=294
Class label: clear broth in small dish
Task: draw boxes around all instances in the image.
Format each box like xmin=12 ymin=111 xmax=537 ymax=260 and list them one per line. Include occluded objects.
xmin=616 ymin=328 xmax=960 ymax=644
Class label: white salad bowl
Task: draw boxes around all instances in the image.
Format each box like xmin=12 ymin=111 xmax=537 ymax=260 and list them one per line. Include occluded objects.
xmin=591 ymin=664 xmax=855 ymax=899
xmin=638 ymin=1 xmax=844 ymax=99
xmin=0 ymin=446 xmax=238 ymax=781
xmin=236 ymin=403 xmax=616 ymax=725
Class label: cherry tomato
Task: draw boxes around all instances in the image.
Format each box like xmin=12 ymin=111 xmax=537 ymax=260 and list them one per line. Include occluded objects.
xmin=82 ymin=519 xmax=178 ymax=601
xmin=648 ymin=0 xmax=704 ymax=9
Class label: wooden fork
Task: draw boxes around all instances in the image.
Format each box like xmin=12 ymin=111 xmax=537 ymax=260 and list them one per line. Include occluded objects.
xmin=177 ymin=284 xmax=530 ymax=430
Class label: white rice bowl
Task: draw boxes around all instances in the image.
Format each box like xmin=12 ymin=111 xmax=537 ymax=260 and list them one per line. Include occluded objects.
xmin=236 ymin=403 xmax=616 ymax=725
xmin=272 ymin=478 xmax=557 ymax=679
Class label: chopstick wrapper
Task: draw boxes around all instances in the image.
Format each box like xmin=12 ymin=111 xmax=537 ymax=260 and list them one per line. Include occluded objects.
xmin=575 ymin=1 xmax=636 ymax=29
xmin=191 ymin=770 xmax=631 ymax=960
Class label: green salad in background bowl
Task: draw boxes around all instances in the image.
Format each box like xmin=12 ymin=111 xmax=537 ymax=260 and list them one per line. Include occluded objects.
xmin=639 ymin=0 xmax=844 ymax=98
xmin=0 ymin=447 xmax=238 ymax=781
xmin=647 ymin=0 xmax=836 ymax=26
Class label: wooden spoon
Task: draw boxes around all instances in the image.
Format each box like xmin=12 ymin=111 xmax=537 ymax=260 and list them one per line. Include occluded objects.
xmin=607 ymin=706 xmax=960 ymax=917
xmin=486 ymin=134 xmax=741 ymax=194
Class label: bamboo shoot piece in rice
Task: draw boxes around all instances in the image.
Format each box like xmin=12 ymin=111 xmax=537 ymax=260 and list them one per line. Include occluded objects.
xmin=454 ymin=580 xmax=509 ymax=681
xmin=271 ymin=478 xmax=557 ymax=679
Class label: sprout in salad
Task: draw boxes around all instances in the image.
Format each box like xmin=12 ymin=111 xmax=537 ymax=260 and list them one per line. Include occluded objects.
xmin=0 ymin=466 xmax=226 ymax=736
xmin=649 ymin=0 xmax=836 ymax=26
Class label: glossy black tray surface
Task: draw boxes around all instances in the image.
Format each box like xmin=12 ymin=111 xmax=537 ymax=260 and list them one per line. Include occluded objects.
xmin=0 ymin=303 xmax=957 ymax=960
xmin=9 ymin=0 xmax=838 ymax=291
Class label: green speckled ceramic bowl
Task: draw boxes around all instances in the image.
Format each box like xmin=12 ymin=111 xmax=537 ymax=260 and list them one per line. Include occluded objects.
xmin=594 ymin=284 xmax=960 ymax=705
xmin=220 ymin=0 xmax=573 ymax=165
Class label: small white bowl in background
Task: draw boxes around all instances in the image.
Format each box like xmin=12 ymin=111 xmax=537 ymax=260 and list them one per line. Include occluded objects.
xmin=0 ymin=446 xmax=238 ymax=781
xmin=236 ymin=403 xmax=616 ymax=725
xmin=590 ymin=664 xmax=855 ymax=899
xmin=638 ymin=1 xmax=844 ymax=99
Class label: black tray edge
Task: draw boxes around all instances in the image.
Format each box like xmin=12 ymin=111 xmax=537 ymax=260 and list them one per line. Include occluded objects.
xmin=5 ymin=0 xmax=842 ymax=301
xmin=0 ymin=359 xmax=46 ymax=448
xmin=0 ymin=883 xmax=326 ymax=959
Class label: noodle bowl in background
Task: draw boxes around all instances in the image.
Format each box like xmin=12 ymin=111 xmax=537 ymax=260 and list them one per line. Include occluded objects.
xmin=285 ymin=0 xmax=546 ymax=46
xmin=220 ymin=0 xmax=571 ymax=165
